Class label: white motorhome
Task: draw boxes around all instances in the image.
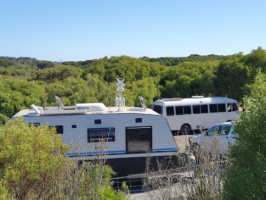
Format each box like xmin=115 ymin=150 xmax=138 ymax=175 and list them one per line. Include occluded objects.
xmin=13 ymin=79 xmax=179 ymax=177
xmin=153 ymin=96 xmax=239 ymax=135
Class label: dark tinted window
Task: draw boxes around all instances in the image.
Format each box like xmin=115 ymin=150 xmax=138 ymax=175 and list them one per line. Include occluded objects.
xmin=200 ymin=105 xmax=208 ymax=113
xmin=94 ymin=119 xmax=101 ymax=124
xmin=31 ymin=123 xmax=40 ymax=127
xmin=184 ymin=106 xmax=191 ymax=114
xmin=135 ymin=118 xmax=142 ymax=123
xmin=49 ymin=125 xmax=63 ymax=134
xmin=218 ymin=104 xmax=226 ymax=112
xmin=72 ymin=125 xmax=77 ymax=128
xmin=209 ymin=104 xmax=218 ymax=113
xmin=193 ymin=105 xmax=200 ymax=114
xmin=166 ymin=106 xmax=174 ymax=116
xmin=175 ymin=106 xmax=183 ymax=115
xmin=126 ymin=127 xmax=152 ymax=153
xmin=87 ymin=127 xmax=115 ymax=143
xmin=154 ymin=105 xmax=163 ymax=114
xmin=232 ymin=103 xmax=238 ymax=111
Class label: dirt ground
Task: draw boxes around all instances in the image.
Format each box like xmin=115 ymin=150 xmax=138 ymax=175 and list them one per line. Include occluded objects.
xmin=174 ymin=135 xmax=192 ymax=151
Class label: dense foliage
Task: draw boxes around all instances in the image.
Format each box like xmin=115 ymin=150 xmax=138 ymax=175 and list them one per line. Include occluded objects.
xmin=0 ymin=119 xmax=69 ymax=199
xmin=222 ymin=71 xmax=266 ymax=199
xmin=0 ymin=119 xmax=129 ymax=199
xmin=140 ymin=54 xmax=227 ymax=66
xmin=0 ymin=47 xmax=265 ymax=122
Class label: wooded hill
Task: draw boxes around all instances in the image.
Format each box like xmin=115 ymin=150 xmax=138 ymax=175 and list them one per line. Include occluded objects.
xmin=1 ymin=47 xmax=265 ymax=124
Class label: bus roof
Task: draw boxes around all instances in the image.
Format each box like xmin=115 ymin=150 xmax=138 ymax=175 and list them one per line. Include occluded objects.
xmin=154 ymin=97 xmax=237 ymax=106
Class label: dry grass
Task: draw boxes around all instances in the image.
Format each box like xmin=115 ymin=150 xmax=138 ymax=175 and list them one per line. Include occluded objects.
xmin=142 ymin=136 xmax=227 ymax=200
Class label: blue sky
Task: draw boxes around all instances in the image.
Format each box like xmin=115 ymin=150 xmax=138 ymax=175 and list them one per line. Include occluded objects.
xmin=0 ymin=0 xmax=265 ymax=61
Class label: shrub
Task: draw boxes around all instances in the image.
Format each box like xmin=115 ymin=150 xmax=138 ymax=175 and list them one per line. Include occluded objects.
xmin=0 ymin=118 xmax=69 ymax=199
xmin=222 ymin=71 xmax=266 ymax=200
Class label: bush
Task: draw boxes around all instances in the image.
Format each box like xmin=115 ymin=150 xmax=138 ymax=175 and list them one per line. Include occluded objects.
xmin=0 ymin=119 xmax=129 ymax=199
xmin=0 ymin=118 xmax=69 ymax=199
xmin=222 ymin=71 xmax=266 ymax=200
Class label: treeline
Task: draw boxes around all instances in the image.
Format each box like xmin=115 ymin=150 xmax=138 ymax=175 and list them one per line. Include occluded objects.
xmin=0 ymin=47 xmax=266 ymax=123
xmin=140 ymin=54 xmax=227 ymax=66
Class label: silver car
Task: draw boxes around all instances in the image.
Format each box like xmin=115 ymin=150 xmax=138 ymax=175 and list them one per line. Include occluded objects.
xmin=189 ymin=122 xmax=236 ymax=155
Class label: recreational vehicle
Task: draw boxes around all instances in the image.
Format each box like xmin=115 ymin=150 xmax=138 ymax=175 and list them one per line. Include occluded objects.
xmin=153 ymin=96 xmax=239 ymax=135
xmin=13 ymin=79 xmax=179 ymax=176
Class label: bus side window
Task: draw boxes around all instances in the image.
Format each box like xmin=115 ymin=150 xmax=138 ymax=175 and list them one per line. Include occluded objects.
xmin=201 ymin=105 xmax=208 ymax=113
xmin=154 ymin=105 xmax=163 ymax=114
xmin=209 ymin=104 xmax=218 ymax=113
xmin=218 ymin=104 xmax=226 ymax=112
xmin=232 ymin=103 xmax=238 ymax=111
xmin=193 ymin=105 xmax=200 ymax=114
xmin=184 ymin=106 xmax=191 ymax=114
xmin=166 ymin=106 xmax=174 ymax=116
xmin=227 ymin=103 xmax=232 ymax=112
xmin=175 ymin=106 xmax=183 ymax=115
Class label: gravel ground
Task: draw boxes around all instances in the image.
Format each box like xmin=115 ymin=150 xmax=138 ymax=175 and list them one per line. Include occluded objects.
xmin=174 ymin=135 xmax=192 ymax=151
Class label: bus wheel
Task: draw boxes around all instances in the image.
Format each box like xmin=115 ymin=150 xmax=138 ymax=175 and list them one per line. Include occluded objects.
xmin=180 ymin=124 xmax=191 ymax=135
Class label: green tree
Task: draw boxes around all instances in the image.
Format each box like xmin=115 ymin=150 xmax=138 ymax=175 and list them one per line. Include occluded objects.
xmin=0 ymin=118 xmax=69 ymax=199
xmin=0 ymin=76 xmax=47 ymax=118
xmin=214 ymin=57 xmax=250 ymax=101
xmin=222 ymin=71 xmax=266 ymax=200
xmin=159 ymin=62 xmax=217 ymax=98
xmin=31 ymin=65 xmax=82 ymax=83
xmin=37 ymin=60 xmax=55 ymax=69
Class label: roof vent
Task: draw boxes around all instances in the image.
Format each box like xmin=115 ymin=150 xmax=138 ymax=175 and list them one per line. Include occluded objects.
xmin=75 ymin=103 xmax=107 ymax=111
xmin=192 ymin=96 xmax=204 ymax=99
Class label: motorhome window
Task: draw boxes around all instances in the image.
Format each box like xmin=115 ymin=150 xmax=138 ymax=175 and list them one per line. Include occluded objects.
xmin=94 ymin=119 xmax=101 ymax=124
xmin=49 ymin=126 xmax=63 ymax=134
xmin=193 ymin=105 xmax=200 ymax=114
xmin=126 ymin=127 xmax=152 ymax=153
xmin=135 ymin=118 xmax=142 ymax=123
xmin=218 ymin=104 xmax=226 ymax=112
xmin=30 ymin=123 xmax=40 ymax=127
xmin=175 ymin=106 xmax=183 ymax=115
xmin=154 ymin=105 xmax=162 ymax=114
xmin=184 ymin=106 xmax=191 ymax=114
xmin=72 ymin=125 xmax=77 ymax=128
xmin=200 ymin=105 xmax=208 ymax=113
xmin=87 ymin=127 xmax=115 ymax=143
xmin=232 ymin=103 xmax=238 ymax=111
xmin=166 ymin=106 xmax=174 ymax=116
xmin=209 ymin=104 xmax=218 ymax=113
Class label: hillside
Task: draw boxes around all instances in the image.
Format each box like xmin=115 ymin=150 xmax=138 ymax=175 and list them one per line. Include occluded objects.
xmin=0 ymin=47 xmax=265 ymax=123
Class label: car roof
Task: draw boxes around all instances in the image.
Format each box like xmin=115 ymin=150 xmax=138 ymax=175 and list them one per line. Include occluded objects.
xmin=209 ymin=122 xmax=233 ymax=128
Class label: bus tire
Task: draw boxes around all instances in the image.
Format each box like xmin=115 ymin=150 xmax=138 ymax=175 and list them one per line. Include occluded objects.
xmin=180 ymin=124 xmax=191 ymax=135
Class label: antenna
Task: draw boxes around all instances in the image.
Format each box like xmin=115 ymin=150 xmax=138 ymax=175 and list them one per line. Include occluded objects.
xmin=55 ymin=96 xmax=64 ymax=110
xmin=139 ymin=96 xmax=146 ymax=111
xmin=115 ymin=78 xmax=125 ymax=111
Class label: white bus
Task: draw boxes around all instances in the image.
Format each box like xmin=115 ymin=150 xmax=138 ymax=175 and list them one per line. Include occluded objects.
xmin=153 ymin=96 xmax=239 ymax=135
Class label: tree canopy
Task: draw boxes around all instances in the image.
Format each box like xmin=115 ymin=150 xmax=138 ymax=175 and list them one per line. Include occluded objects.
xmin=0 ymin=47 xmax=265 ymax=121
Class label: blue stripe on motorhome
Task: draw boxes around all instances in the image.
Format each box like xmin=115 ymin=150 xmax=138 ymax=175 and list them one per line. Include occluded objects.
xmin=66 ymin=148 xmax=177 ymax=156
xmin=66 ymin=150 xmax=126 ymax=156
xmin=152 ymin=148 xmax=177 ymax=152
